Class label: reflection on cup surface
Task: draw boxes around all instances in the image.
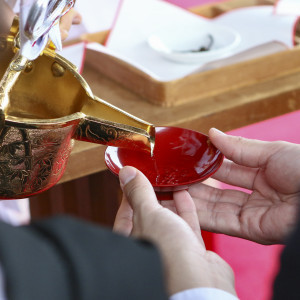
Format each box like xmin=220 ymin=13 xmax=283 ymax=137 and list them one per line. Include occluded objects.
xmin=105 ymin=126 xmax=224 ymax=193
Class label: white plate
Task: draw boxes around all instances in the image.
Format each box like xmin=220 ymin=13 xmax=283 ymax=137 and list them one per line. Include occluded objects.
xmin=147 ymin=23 xmax=241 ymax=64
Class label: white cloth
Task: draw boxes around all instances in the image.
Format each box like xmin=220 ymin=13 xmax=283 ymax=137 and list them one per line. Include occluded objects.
xmin=6 ymin=0 xmax=71 ymax=59
xmin=171 ymin=287 xmax=239 ymax=300
xmin=103 ymin=1 xmax=298 ymax=81
xmin=19 ymin=0 xmax=68 ymax=60
xmin=275 ymin=0 xmax=300 ymax=15
xmin=0 ymin=199 xmax=30 ymax=226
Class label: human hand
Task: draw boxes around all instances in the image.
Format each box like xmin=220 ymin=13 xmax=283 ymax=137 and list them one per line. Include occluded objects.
xmin=163 ymin=128 xmax=300 ymax=245
xmin=59 ymin=8 xmax=82 ymax=40
xmin=113 ymin=166 xmax=236 ymax=297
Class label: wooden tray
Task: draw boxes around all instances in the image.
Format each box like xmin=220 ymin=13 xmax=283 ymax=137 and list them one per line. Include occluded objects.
xmin=82 ymin=0 xmax=300 ymax=107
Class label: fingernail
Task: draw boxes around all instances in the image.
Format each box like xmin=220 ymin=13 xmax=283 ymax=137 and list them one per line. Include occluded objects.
xmin=211 ymin=128 xmax=225 ymax=135
xmin=119 ymin=167 xmax=137 ymax=190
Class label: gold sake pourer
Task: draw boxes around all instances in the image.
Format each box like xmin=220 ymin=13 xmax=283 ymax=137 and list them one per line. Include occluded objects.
xmin=0 ymin=19 xmax=155 ymax=199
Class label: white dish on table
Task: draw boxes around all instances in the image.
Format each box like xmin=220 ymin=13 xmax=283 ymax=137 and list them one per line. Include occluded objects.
xmin=148 ymin=23 xmax=241 ymax=64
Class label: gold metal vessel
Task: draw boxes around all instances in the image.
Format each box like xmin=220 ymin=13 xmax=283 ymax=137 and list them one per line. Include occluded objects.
xmin=0 ymin=19 xmax=155 ymax=199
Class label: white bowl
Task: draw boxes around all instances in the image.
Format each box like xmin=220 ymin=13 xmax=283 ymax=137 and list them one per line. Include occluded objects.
xmin=147 ymin=23 xmax=241 ymax=64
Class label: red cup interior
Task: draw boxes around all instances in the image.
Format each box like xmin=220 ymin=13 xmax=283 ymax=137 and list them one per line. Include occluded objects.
xmin=105 ymin=126 xmax=224 ymax=199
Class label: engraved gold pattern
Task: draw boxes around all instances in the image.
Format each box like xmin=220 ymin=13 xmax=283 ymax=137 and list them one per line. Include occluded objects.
xmin=0 ymin=19 xmax=155 ymax=199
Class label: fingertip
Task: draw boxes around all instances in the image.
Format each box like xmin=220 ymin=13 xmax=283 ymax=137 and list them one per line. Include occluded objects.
xmin=209 ymin=128 xmax=226 ymax=138
xmin=120 ymin=167 xmax=158 ymax=210
xmin=208 ymin=128 xmax=228 ymax=152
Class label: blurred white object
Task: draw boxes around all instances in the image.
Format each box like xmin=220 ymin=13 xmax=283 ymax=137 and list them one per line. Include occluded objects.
xmin=66 ymin=0 xmax=121 ymax=41
xmin=100 ymin=0 xmax=298 ymax=81
xmin=19 ymin=0 xmax=74 ymax=60
xmin=148 ymin=23 xmax=240 ymax=64
xmin=195 ymin=41 xmax=288 ymax=72
xmin=0 ymin=199 xmax=30 ymax=226
xmin=275 ymin=0 xmax=300 ymax=15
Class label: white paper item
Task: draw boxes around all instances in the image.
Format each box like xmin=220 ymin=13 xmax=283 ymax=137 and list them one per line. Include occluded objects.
xmin=106 ymin=0 xmax=209 ymax=81
xmin=103 ymin=0 xmax=298 ymax=81
xmin=66 ymin=0 xmax=121 ymax=41
xmin=275 ymin=0 xmax=300 ymax=15
xmin=215 ymin=6 xmax=295 ymax=51
xmin=87 ymin=42 xmax=162 ymax=79
xmin=193 ymin=41 xmax=288 ymax=73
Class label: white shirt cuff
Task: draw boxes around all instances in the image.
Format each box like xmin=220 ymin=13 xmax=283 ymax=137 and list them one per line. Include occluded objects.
xmin=170 ymin=287 xmax=239 ymax=300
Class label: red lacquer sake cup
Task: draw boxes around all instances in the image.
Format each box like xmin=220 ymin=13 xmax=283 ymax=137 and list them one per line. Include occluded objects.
xmin=105 ymin=126 xmax=224 ymax=200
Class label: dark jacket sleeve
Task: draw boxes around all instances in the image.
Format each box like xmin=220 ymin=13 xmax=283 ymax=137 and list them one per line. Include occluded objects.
xmin=0 ymin=216 xmax=168 ymax=300
xmin=272 ymin=210 xmax=300 ymax=300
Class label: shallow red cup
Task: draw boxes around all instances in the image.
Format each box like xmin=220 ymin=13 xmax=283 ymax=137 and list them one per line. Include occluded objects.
xmin=105 ymin=126 xmax=224 ymax=200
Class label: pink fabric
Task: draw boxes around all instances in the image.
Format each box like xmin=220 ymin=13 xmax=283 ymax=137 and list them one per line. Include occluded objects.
xmin=215 ymin=110 xmax=300 ymax=300
xmin=165 ymin=0 xmax=223 ymax=9
xmin=215 ymin=235 xmax=282 ymax=300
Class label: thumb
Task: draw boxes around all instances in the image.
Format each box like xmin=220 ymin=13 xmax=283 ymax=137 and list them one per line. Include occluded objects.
xmin=209 ymin=128 xmax=271 ymax=168
xmin=119 ymin=166 xmax=159 ymax=213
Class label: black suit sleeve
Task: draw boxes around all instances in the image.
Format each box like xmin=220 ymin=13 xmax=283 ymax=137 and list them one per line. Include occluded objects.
xmin=0 ymin=216 xmax=168 ymax=300
xmin=272 ymin=210 xmax=300 ymax=300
